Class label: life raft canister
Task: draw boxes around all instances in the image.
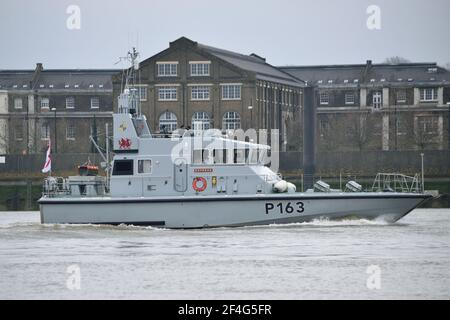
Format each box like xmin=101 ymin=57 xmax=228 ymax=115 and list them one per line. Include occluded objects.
xmin=192 ymin=177 xmax=207 ymax=192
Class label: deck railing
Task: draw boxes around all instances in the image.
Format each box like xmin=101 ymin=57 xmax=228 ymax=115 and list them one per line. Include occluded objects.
xmin=371 ymin=173 xmax=421 ymax=193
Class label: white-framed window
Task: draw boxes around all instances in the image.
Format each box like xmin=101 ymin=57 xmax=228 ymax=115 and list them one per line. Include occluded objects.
xmin=222 ymin=111 xmax=241 ymax=130
xmin=90 ymin=97 xmax=100 ymax=109
xmin=138 ymin=159 xmax=152 ymax=174
xmin=191 ymin=112 xmax=211 ymax=131
xmin=345 ymin=93 xmax=355 ymax=105
xmin=319 ymin=119 xmax=330 ymax=137
xmin=158 ymin=87 xmax=177 ymax=101
xmin=66 ymin=97 xmax=75 ymax=109
xmin=15 ymin=125 xmax=23 ymax=141
xmin=128 ymin=86 xmax=147 ymax=101
xmin=137 ymin=86 xmax=147 ymax=101
xmin=40 ymin=97 xmax=49 ymax=109
xmin=66 ymin=122 xmax=76 ymax=140
xmin=41 ymin=123 xmax=50 ymax=140
xmin=159 ymin=111 xmax=178 ymax=133
xmin=190 ymin=62 xmax=210 ymax=76
xmin=319 ymin=92 xmax=329 ymax=105
xmin=222 ymin=84 xmax=241 ymax=100
xmin=157 ymin=62 xmax=178 ymax=77
xmin=372 ymin=91 xmax=382 ymax=109
xmin=396 ymin=90 xmax=407 ymax=103
xmin=191 ymin=86 xmax=210 ymax=100
xmin=14 ymin=98 xmax=23 ymax=109
xmin=420 ymin=88 xmax=438 ymax=102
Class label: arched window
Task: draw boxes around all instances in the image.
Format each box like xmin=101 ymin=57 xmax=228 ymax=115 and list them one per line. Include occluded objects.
xmin=159 ymin=111 xmax=177 ymax=133
xmin=222 ymin=111 xmax=241 ymax=130
xmin=191 ymin=112 xmax=210 ymax=131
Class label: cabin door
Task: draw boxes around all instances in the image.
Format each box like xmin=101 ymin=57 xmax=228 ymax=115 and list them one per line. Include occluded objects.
xmin=174 ymin=158 xmax=187 ymax=192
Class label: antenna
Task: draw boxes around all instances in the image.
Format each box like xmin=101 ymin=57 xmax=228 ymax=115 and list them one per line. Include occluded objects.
xmin=117 ymin=47 xmax=142 ymax=116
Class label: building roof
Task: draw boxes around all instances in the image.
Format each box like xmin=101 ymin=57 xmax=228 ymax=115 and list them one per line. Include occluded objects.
xmin=197 ymin=41 xmax=305 ymax=87
xmin=0 ymin=71 xmax=35 ymax=89
xmin=280 ymin=62 xmax=450 ymax=86
xmin=0 ymin=67 xmax=119 ymax=90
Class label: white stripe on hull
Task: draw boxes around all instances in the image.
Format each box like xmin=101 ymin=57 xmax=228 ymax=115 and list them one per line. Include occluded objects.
xmin=39 ymin=194 xmax=430 ymax=228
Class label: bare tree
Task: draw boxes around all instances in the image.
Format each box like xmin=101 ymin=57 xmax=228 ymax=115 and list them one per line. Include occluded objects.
xmin=414 ymin=129 xmax=431 ymax=150
xmin=413 ymin=118 xmax=435 ymax=150
xmin=317 ymin=115 xmax=339 ymax=151
xmin=346 ymin=112 xmax=370 ymax=151
xmin=384 ymin=56 xmax=411 ymax=65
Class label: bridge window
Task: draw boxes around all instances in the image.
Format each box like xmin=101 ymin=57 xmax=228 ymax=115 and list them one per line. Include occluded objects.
xmin=112 ymin=160 xmax=134 ymax=176
xmin=193 ymin=150 xmax=212 ymax=164
xmin=138 ymin=159 xmax=152 ymax=174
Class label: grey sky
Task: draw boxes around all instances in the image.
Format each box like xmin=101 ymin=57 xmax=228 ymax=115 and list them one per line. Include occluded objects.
xmin=1 ymin=0 xmax=449 ymax=69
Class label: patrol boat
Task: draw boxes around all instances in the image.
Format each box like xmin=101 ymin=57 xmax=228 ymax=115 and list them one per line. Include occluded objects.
xmin=38 ymin=51 xmax=431 ymax=228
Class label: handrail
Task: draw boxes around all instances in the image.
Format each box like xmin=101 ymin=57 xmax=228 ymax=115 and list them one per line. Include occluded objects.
xmin=371 ymin=173 xmax=421 ymax=193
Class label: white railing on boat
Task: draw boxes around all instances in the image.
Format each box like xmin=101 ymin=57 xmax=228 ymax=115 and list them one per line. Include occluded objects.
xmin=43 ymin=176 xmax=107 ymax=198
xmin=371 ymin=173 xmax=421 ymax=193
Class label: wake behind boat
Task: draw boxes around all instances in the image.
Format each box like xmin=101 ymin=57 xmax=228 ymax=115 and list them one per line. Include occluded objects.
xmin=38 ymin=49 xmax=431 ymax=228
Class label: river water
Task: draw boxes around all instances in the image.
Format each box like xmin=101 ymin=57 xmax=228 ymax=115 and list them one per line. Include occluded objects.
xmin=0 ymin=209 xmax=449 ymax=300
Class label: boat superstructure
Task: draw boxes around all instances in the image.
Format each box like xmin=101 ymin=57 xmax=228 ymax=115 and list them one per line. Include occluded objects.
xmin=38 ymin=49 xmax=432 ymax=228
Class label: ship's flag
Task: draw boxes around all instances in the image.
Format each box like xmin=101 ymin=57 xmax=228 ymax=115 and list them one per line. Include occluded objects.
xmin=42 ymin=140 xmax=51 ymax=173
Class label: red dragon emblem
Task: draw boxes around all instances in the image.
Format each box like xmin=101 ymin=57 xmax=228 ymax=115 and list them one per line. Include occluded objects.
xmin=118 ymin=138 xmax=132 ymax=149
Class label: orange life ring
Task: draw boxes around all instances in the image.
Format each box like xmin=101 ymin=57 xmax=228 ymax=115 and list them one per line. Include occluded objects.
xmin=192 ymin=177 xmax=207 ymax=192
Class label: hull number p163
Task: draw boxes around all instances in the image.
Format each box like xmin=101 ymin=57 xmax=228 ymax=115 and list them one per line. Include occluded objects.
xmin=265 ymin=201 xmax=305 ymax=214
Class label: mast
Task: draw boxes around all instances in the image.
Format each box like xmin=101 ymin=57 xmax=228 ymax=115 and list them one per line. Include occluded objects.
xmin=118 ymin=47 xmax=141 ymax=117
xmin=106 ymin=122 xmax=109 ymax=189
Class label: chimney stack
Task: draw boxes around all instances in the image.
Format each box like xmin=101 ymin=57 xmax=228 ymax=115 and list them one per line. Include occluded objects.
xmin=363 ymin=60 xmax=372 ymax=82
xmin=31 ymin=63 xmax=43 ymax=89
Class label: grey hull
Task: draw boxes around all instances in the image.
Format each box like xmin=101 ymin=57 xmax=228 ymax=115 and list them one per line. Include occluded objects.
xmin=39 ymin=193 xmax=431 ymax=228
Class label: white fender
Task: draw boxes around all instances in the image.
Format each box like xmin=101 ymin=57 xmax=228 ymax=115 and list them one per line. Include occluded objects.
xmin=286 ymin=182 xmax=297 ymax=193
xmin=273 ymin=180 xmax=288 ymax=193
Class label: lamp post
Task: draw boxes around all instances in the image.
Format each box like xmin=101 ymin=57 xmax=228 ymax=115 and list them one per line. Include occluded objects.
xmin=394 ymin=106 xmax=398 ymax=151
xmin=420 ymin=152 xmax=424 ymax=193
xmin=51 ymin=107 xmax=57 ymax=153
xmin=447 ymin=102 xmax=450 ymax=150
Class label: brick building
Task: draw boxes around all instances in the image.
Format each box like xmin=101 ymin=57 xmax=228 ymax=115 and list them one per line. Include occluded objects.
xmin=281 ymin=61 xmax=450 ymax=151
xmin=0 ymin=64 xmax=118 ymax=155
xmin=1 ymin=39 xmax=449 ymax=160
xmin=112 ymin=37 xmax=305 ymax=151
